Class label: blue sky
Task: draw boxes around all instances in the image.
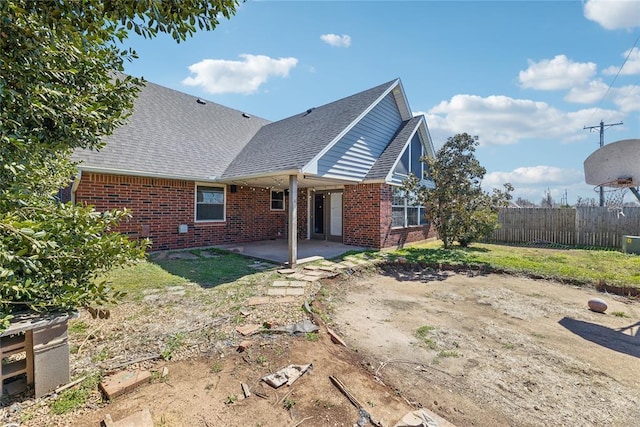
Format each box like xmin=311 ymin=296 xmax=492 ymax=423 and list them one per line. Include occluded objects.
xmin=122 ymin=0 xmax=640 ymax=205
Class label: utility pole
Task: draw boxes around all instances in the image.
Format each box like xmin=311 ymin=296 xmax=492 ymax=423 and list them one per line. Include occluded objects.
xmin=584 ymin=120 xmax=623 ymax=206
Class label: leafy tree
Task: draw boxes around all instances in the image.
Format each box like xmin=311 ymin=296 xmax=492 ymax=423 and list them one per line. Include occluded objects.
xmin=514 ymin=197 xmax=537 ymax=208
xmin=540 ymin=189 xmax=555 ymax=208
xmin=404 ymin=133 xmax=513 ymax=248
xmin=0 ymin=0 xmax=239 ymax=329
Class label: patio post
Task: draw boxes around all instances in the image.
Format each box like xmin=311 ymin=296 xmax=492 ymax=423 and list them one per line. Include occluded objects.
xmin=288 ymin=174 xmax=298 ymax=266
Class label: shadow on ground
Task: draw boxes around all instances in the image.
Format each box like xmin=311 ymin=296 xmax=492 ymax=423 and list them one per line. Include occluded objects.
xmin=559 ymin=317 xmax=640 ymax=358
xmin=150 ymin=248 xmax=276 ymax=288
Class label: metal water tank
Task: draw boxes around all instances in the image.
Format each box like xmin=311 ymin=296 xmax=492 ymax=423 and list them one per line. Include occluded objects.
xmin=622 ymin=235 xmax=640 ymax=254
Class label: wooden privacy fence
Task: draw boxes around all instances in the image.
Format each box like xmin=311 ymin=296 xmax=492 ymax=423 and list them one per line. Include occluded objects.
xmin=488 ymin=207 xmax=640 ymax=248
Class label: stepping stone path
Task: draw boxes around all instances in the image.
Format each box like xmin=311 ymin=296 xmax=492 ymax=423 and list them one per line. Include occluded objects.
xmin=244 ymin=258 xmax=377 ymax=308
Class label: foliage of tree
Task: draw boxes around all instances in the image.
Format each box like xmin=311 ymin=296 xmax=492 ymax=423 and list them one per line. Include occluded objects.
xmin=404 ymin=133 xmax=513 ymax=249
xmin=0 ymin=0 xmax=239 ymax=329
xmin=540 ymin=189 xmax=555 ymax=208
xmin=514 ymin=197 xmax=537 ymax=208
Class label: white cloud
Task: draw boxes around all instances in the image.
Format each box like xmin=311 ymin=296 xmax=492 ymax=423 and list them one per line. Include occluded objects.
xmin=584 ymin=0 xmax=640 ymax=30
xmin=182 ymin=54 xmax=298 ymax=95
xmin=484 ymin=166 xmax=583 ymax=187
xmin=320 ymin=34 xmax=351 ymax=48
xmin=518 ymin=55 xmax=597 ymax=90
xmin=603 ymin=47 xmax=640 ymax=76
xmin=564 ymin=79 xmax=609 ymax=104
xmin=483 ymin=166 xmax=591 ymax=204
xmin=423 ymin=94 xmax=626 ymax=147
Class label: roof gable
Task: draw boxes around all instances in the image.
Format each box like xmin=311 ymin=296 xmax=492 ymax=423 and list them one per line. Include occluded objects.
xmin=366 ymin=115 xmax=435 ymax=187
xmin=221 ymin=79 xmax=401 ymax=180
xmin=72 ymin=81 xmax=269 ymax=181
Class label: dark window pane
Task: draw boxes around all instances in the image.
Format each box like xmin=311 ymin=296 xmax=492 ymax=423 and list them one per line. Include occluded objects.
xmin=392 ymin=207 xmax=405 ymax=227
xmin=196 ymin=186 xmax=224 ymax=220
xmin=410 ymin=135 xmax=422 ymax=177
xmin=407 ymin=207 xmax=419 ymax=226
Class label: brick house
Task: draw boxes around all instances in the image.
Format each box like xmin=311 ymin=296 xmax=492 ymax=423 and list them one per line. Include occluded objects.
xmin=71 ymin=78 xmax=436 ymax=262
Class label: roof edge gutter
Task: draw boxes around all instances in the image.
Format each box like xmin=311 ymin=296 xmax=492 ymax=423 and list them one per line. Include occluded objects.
xmin=77 ymin=166 xmax=220 ymax=182
xmin=218 ymin=169 xmax=302 ymax=183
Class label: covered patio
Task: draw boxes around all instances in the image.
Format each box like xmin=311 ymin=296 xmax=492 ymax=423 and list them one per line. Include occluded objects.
xmin=215 ymin=239 xmax=368 ymax=265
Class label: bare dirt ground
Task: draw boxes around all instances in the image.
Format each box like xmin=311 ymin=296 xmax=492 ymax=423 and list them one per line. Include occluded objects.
xmin=332 ymin=269 xmax=640 ymax=427
xmin=3 ymin=265 xmax=639 ymax=427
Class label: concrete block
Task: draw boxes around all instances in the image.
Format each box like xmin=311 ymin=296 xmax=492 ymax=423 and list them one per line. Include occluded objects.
xmin=33 ymin=323 xmax=69 ymax=398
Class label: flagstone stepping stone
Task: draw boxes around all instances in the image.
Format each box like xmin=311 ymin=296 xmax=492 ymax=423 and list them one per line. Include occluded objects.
xmin=341 ymin=261 xmax=357 ymax=268
xmin=303 ymin=265 xmax=321 ymax=271
xmin=320 ymin=261 xmax=336 ymax=266
xmin=272 ymin=280 xmax=307 ymax=288
xmin=167 ymin=252 xmax=200 ymax=260
xmin=198 ymin=251 xmax=221 ymax=258
xmin=304 ymin=270 xmax=326 ymax=277
xmin=246 ymin=296 xmax=298 ymax=305
xmin=277 ymin=268 xmax=296 ymax=275
xmin=318 ymin=266 xmax=337 ymax=272
xmin=267 ymin=287 xmax=305 ymax=296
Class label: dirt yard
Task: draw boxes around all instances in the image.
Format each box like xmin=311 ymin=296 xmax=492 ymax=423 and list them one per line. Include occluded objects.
xmin=333 ymin=269 xmax=640 ymax=426
xmin=4 ymin=266 xmax=639 ymax=427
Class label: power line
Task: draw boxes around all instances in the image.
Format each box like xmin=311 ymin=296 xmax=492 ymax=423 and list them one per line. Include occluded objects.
xmin=588 ymin=33 xmax=640 ymax=121
xmin=583 ymin=120 xmax=623 ymax=207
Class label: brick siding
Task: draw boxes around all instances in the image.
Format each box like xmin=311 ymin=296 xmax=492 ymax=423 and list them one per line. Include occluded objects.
xmin=74 ymin=173 xmax=289 ymax=251
xmin=74 ymin=174 xmax=432 ymax=251
xmin=344 ymin=183 xmax=434 ymax=249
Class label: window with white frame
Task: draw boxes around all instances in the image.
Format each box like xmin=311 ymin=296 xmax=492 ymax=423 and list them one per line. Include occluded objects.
xmin=395 ymin=133 xmax=429 ymax=179
xmin=392 ymin=186 xmax=427 ymax=228
xmin=271 ymin=190 xmax=285 ymax=211
xmin=196 ymin=185 xmax=225 ymax=221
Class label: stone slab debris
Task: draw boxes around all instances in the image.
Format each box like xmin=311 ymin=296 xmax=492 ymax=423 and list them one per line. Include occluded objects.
xmin=327 ymin=327 xmax=347 ymax=347
xmin=341 ymin=261 xmax=357 ymax=268
xmin=588 ymin=298 xmax=608 ymax=313
xmin=393 ymin=408 xmax=457 ymax=427
xmin=241 ymin=382 xmax=251 ymax=398
xmin=320 ymin=261 xmax=336 ymax=266
xmin=161 ymin=366 xmax=169 ymax=378
xmin=277 ymin=268 xmax=296 ymax=275
xmin=274 ymin=296 xmax=297 ymax=304
xmin=271 ymin=319 xmax=319 ymax=335
xmin=99 ymin=370 xmax=151 ymax=400
xmin=236 ymin=324 xmax=262 ymax=336
xmin=262 ymin=364 xmax=312 ymax=388
xmin=318 ymin=266 xmax=337 ymax=272
xmin=299 ymin=275 xmax=320 ymax=282
xmin=303 ymin=265 xmax=321 ymax=271
xmin=237 ymin=340 xmax=255 ymax=352
xmin=247 ymin=297 xmax=270 ymax=306
xmin=103 ymin=408 xmax=153 ymax=427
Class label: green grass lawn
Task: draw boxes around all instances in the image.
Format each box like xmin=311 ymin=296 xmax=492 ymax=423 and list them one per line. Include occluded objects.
xmin=99 ymin=248 xmax=276 ymax=299
xmin=385 ymin=241 xmax=640 ymax=289
xmin=99 ymin=243 xmax=640 ymax=302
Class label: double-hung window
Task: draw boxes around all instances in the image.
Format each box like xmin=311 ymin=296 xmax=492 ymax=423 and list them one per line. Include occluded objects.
xmin=392 ymin=187 xmax=426 ymax=228
xmin=271 ymin=190 xmax=285 ymax=211
xmin=196 ymin=185 xmax=225 ymax=221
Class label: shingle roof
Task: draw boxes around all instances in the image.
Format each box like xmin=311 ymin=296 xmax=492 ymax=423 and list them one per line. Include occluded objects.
xmin=365 ymin=116 xmax=423 ymax=180
xmin=72 ymin=81 xmax=270 ymax=181
xmin=221 ymin=79 xmax=399 ymax=179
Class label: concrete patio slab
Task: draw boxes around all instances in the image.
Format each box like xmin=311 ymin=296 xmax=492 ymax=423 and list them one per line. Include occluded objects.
xmin=215 ymin=239 xmax=368 ymax=264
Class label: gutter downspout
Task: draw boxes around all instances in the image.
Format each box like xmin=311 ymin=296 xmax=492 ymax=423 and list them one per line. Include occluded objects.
xmin=70 ymin=169 xmax=82 ymax=204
